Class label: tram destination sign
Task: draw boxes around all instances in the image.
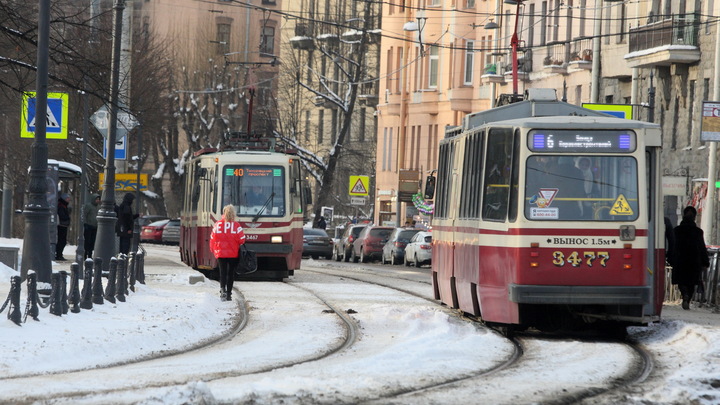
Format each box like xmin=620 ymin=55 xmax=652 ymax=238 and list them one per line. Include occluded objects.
xmin=528 ymin=130 xmax=636 ymax=153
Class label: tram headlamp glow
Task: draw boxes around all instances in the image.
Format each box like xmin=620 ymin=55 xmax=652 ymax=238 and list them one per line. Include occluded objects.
xmin=271 ymin=236 xmax=283 ymax=243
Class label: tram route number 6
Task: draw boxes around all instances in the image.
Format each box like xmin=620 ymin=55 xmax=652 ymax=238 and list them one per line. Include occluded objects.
xmin=552 ymin=251 xmax=610 ymax=267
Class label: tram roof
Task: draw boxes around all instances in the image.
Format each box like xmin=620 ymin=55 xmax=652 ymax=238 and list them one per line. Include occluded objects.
xmin=461 ymin=88 xmax=659 ymax=132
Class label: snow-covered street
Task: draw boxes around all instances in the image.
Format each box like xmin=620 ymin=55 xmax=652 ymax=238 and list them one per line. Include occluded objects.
xmin=0 ymin=242 xmax=719 ymax=404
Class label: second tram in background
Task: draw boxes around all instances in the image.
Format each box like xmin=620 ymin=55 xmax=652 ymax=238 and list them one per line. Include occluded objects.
xmin=180 ymin=134 xmax=311 ymax=281
xmin=430 ymin=89 xmax=664 ymax=334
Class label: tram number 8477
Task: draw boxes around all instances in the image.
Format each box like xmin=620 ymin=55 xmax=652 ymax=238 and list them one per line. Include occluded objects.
xmin=552 ymin=251 xmax=610 ymax=267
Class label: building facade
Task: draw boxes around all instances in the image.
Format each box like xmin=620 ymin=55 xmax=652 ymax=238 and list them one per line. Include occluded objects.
xmin=375 ymin=0 xmax=720 ymax=243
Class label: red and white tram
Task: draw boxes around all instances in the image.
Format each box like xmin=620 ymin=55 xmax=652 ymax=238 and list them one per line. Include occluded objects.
xmin=430 ymin=89 xmax=664 ymax=332
xmin=180 ymin=135 xmax=310 ymax=280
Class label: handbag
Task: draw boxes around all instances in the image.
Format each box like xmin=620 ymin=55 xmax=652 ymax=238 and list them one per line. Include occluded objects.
xmin=236 ymin=244 xmax=258 ymax=275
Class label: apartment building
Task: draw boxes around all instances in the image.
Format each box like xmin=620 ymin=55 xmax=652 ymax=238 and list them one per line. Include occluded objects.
xmin=375 ymin=0 xmax=720 ymax=242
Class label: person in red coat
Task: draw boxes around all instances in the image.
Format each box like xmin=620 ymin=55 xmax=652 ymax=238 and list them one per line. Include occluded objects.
xmin=210 ymin=205 xmax=246 ymax=301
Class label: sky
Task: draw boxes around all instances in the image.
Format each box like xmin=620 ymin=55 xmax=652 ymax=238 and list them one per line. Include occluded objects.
xmin=1 ymin=240 xmax=720 ymax=404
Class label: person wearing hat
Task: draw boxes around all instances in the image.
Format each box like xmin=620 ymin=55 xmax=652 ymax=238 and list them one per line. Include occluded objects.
xmin=55 ymin=193 xmax=71 ymax=261
xmin=83 ymin=194 xmax=101 ymax=259
xmin=116 ymin=192 xmax=139 ymax=254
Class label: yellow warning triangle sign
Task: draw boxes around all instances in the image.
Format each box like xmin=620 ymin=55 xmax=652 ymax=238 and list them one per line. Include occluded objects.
xmin=351 ymin=178 xmax=367 ymax=194
xmin=609 ymin=194 xmax=634 ymax=215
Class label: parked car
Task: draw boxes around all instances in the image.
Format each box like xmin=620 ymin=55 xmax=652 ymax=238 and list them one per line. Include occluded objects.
xmin=351 ymin=225 xmax=395 ymax=263
xmin=161 ymin=219 xmax=182 ymax=245
xmin=140 ymin=219 xmax=170 ymax=243
xmin=381 ymin=228 xmax=422 ymax=265
xmin=302 ymin=228 xmax=334 ymax=259
xmin=404 ymin=231 xmax=433 ymax=267
xmin=333 ymin=224 xmax=367 ymax=262
xmin=137 ymin=215 xmax=169 ymax=228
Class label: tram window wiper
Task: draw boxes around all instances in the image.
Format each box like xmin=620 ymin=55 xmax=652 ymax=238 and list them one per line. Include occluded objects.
xmin=253 ymin=192 xmax=276 ymax=222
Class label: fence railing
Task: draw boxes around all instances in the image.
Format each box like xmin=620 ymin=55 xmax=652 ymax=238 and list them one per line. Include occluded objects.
xmin=665 ymin=247 xmax=720 ymax=308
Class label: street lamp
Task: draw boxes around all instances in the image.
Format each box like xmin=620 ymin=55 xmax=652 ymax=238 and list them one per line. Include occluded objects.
xmin=21 ymin=0 xmax=52 ymax=282
xmin=94 ymin=0 xmax=126 ymax=272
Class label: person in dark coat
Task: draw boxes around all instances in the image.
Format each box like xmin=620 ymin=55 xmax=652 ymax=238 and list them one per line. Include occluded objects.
xmin=116 ymin=192 xmax=139 ymax=254
xmin=316 ymin=216 xmax=327 ymax=230
xmin=83 ymin=194 xmax=101 ymax=259
xmin=671 ymin=206 xmax=709 ymax=310
xmin=664 ymin=216 xmax=675 ymax=267
xmin=55 ymin=193 xmax=71 ymax=261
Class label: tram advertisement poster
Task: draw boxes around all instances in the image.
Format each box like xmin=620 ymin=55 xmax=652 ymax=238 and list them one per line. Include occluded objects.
xmin=701 ymin=101 xmax=720 ymax=142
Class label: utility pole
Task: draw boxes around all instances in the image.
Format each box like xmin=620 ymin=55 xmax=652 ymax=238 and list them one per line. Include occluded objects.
xmin=20 ymin=0 xmax=52 ymax=282
xmin=700 ymin=20 xmax=720 ymax=244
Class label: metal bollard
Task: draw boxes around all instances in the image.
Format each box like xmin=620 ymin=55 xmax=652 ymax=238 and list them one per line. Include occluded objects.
xmin=136 ymin=251 xmax=145 ymax=285
xmin=121 ymin=255 xmax=130 ymax=296
xmin=59 ymin=271 xmax=69 ymax=314
xmin=80 ymin=258 xmax=94 ymax=310
xmin=49 ymin=273 xmax=63 ymax=316
xmin=104 ymin=257 xmax=117 ymax=304
xmin=92 ymin=257 xmax=104 ymax=305
xmin=8 ymin=275 xmax=21 ymax=325
xmin=128 ymin=252 xmax=136 ymax=292
xmin=116 ymin=256 xmax=126 ymax=303
xmin=25 ymin=272 xmax=39 ymax=321
xmin=68 ymin=263 xmax=81 ymax=313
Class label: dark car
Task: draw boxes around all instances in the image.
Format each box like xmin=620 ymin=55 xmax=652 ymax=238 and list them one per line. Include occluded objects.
xmin=381 ymin=228 xmax=422 ymax=265
xmin=140 ymin=219 xmax=170 ymax=243
xmin=302 ymin=228 xmax=334 ymax=259
xmin=351 ymin=225 xmax=395 ymax=263
xmin=333 ymin=224 xmax=367 ymax=262
xmin=161 ymin=219 xmax=181 ymax=245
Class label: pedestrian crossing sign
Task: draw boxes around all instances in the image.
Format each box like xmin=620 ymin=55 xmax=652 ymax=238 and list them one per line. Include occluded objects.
xmin=349 ymin=175 xmax=369 ymax=196
xmin=21 ymin=92 xmax=69 ymax=139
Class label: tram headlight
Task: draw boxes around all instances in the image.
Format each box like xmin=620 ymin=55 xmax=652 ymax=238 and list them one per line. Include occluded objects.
xmin=271 ymin=236 xmax=283 ymax=243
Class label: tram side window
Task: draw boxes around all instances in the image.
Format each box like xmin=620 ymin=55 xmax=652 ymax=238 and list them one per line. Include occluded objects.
xmin=459 ymin=131 xmax=484 ymax=219
xmin=482 ymin=128 xmax=514 ymax=221
xmin=435 ymin=142 xmax=454 ymax=219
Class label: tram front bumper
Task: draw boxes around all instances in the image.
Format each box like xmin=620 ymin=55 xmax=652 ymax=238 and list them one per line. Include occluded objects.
xmin=508 ymin=285 xmax=651 ymax=305
xmin=245 ymin=243 xmax=294 ymax=255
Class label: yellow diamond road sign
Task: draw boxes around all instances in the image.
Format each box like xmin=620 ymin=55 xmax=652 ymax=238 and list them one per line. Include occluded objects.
xmin=349 ymin=175 xmax=369 ymax=196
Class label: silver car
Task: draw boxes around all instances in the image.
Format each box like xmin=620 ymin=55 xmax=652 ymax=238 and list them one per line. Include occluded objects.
xmin=404 ymin=231 xmax=432 ymax=267
xmin=161 ymin=219 xmax=181 ymax=245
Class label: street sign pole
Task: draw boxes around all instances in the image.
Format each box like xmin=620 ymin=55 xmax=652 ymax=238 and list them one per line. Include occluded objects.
xmin=94 ymin=0 xmax=125 ymax=271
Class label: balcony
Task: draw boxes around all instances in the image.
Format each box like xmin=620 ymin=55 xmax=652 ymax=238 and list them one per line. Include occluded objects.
xmin=625 ymin=14 xmax=700 ymax=68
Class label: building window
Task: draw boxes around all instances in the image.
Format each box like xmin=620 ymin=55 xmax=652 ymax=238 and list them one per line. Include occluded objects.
xmin=216 ymin=23 xmax=230 ymax=54
xmin=260 ymin=26 xmax=275 ymax=55
xmin=466 ymin=0 xmax=476 ymax=8
xmin=464 ymin=40 xmax=474 ymax=85
xmin=428 ymin=46 xmax=439 ymax=88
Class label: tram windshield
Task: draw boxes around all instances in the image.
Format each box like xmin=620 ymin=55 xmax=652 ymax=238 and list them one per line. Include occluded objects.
xmin=524 ymin=155 xmax=638 ymax=221
xmin=221 ymin=165 xmax=286 ymax=217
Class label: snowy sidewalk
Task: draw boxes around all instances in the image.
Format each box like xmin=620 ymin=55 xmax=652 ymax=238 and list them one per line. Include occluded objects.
xmin=0 ymin=241 xmax=234 ymax=377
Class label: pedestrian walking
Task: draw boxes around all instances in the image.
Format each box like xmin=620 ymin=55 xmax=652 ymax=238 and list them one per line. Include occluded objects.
xmin=210 ymin=204 xmax=246 ymax=301
xmin=116 ymin=192 xmax=139 ymax=255
xmin=55 ymin=193 xmax=71 ymax=261
xmin=83 ymin=194 xmax=101 ymax=259
xmin=671 ymin=206 xmax=709 ymax=310
xmin=316 ymin=216 xmax=327 ymax=230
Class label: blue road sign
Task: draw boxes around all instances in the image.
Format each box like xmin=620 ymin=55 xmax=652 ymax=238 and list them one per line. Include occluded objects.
xmin=21 ymin=92 xmax=69 ymax=139
xmin=103 ymin=137 xmax=127 ymax=160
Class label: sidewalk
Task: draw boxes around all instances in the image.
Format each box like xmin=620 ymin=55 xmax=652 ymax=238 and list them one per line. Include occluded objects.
xmin=0 ymin=241 xmax=235 ymax=377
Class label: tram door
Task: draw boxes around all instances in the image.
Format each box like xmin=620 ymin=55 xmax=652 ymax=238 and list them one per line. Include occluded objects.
xmin=646 ymin=146 xmax=664 ymax=316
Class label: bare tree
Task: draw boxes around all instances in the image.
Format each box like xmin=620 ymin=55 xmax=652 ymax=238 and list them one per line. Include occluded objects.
xmin=274 ymin=0 xmax=380 ymax=225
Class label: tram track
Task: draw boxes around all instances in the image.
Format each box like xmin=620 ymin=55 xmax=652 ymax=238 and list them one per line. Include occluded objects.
xmin=301 ymin=261 xmax=656 ymax=404
xmin=0 ymin=275 xmax=360 ymax=404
